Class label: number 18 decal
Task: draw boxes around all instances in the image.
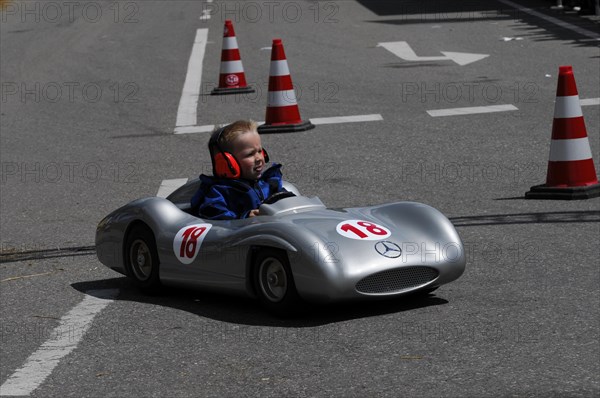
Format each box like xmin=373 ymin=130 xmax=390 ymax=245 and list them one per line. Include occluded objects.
xmin=173 ymin=223 xmax=212 ymax=264
xmin=336 ymin=220 xmax=391 ymax=240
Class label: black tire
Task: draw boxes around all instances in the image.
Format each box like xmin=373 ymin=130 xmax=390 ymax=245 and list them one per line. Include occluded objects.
xmin=125 ymin=225 xmax=162 ymax=292
xmin=253 ymin=248 xmax=302 ymax=315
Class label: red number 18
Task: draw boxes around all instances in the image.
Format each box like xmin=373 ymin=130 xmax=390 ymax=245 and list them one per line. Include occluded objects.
xmin=341 ymin=221 xmax=388 ymax=239
xmin=180 ymin=226 xmax=206 ymax=258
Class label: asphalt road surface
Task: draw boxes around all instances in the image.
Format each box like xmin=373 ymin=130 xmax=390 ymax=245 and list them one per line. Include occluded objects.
xmin=1 ymin=0 xmax=599 ymax=397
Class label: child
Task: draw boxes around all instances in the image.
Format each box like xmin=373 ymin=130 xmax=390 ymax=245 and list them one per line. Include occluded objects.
xmin=191 ymin=120 xmax=285 ymax=219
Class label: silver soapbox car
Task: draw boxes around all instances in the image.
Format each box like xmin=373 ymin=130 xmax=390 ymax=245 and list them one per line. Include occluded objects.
xmin=96 ymin=180 xmax=465 ymax=314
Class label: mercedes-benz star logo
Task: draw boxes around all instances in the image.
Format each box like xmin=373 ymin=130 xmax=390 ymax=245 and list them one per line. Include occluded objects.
xmin=375 ymin=241 xmax=402 ymax=258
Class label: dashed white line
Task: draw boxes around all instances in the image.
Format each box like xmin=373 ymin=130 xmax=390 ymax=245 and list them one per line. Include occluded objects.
xmin=427 ymin=97 xmax=598 ymax=118
xmin=581 ymin=97 xmax=600 ymax=107
xmin=0 ymin=289 xmax=119 ymax=397
xmin=157 ymin=178 xmax=189 ymax=198
xmin=175 ymin=29 xmax=209 ymax=130
xmin=174 ymin=125 xmax=216 ymax=135
xmin=310 ymin=114 xmax=384 ymax=125
xmin=427 ymin=104 xmax=518 ymax=117
xmin=174 ymin=114 xmax=384 ymax=135
xmin=175 ymin=124 xmax=215 ymax=134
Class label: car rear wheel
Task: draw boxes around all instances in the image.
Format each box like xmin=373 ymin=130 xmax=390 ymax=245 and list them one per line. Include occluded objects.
xmin=254 ymin=248 xmax=301 ymax=315
xmin=125 ymin=225 xmax=161 ymax=292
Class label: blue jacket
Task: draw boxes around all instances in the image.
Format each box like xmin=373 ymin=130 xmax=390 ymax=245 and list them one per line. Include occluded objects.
xmin=191 ymin=164 xmax=284 ymax=220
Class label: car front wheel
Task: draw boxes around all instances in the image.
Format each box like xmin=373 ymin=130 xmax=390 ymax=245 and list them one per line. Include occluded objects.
xmin=254 ymin=248 xmax=301 ymax=315
xmin=125 ymin=225 xmax=161 ymax=292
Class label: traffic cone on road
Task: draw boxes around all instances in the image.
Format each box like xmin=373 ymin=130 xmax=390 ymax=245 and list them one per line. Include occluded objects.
xmin=257 ymin=39 xmax=314 ymax=133
xmin=526 ymin=66 xmax=600 ymax=199
xmin=211 ymin=20 xmax=254 ymax=95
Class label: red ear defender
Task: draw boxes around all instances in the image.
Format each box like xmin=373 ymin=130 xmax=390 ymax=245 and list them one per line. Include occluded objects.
xmin=213 ymin=152 xmax=241 ymax=178
xmin=262 ymin=148 xmax=270 ymax=163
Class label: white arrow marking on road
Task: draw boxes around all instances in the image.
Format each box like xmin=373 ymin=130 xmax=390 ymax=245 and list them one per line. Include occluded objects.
xmin=377 ymin=41 xmax=489 ymax=66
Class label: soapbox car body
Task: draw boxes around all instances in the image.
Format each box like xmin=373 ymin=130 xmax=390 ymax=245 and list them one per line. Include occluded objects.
xmin=96 ymin=180 xmax=465 ymax=312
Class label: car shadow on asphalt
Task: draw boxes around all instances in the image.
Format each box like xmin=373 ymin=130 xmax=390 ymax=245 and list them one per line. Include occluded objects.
xmin=71 ymin=278 xmax=448 ymax=327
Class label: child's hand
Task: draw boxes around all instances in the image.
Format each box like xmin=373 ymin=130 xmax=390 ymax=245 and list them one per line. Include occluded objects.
xmin=248 ymin=209 xmax=261 ymax=217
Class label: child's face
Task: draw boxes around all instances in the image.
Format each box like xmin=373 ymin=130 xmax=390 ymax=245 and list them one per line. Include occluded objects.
xmin=231 ymin=131 xmax=265 ymax=180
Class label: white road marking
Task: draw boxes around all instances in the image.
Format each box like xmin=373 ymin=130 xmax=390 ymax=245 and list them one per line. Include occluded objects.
xmin=175 ymin=29 xmax=209 ymax=130
xmin=426 ymin=98 xmax=597 ymax=119
xmin=157 ymin=178 xmax=189 ymax=198
xmin=377 ymin=41 xmax=489 ymax=66
xmin=174 ymin=125 xmax=216 ymax=134
xmin=498 ymin=0 xmax=600 ymax=39
xmin=581 ymin=98 xmax=600 ymax=107
xmin=310 ymin=114 xmax=384 ymax=125
xmin=0 ymin=289 xmax=118 ymax=397
xmin=427 ymin=104 xmax=518 ymax=117
xmin=174 ymin=114 xmax=384 ymax=135
xmin=200 ymin=0 xmax=213 ymax=20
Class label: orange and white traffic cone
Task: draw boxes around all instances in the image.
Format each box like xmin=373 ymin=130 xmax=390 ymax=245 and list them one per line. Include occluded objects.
xmin=257 ymin=39 xmax=314 ymax=133
xmin=526 ymin=66 xmax=599 ymax=199
xmin=211 ymin=20 xmax=254 ymax=95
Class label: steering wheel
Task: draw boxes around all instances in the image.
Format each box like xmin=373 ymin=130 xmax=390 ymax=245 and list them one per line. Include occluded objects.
xmin=262 ymin=191 xmax=296 ymax=205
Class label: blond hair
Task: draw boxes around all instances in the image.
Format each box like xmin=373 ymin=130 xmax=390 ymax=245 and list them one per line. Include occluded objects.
xmin=216 ymin=120 xmax=258 ymax=152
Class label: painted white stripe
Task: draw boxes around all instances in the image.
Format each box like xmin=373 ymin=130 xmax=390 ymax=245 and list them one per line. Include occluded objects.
xmin=310 ymin=114 xmax=384 ymax=125
xmin=268 ymin=89 xmax=298 ymax=107
xmin=427 ymin=104 xmax=518 ymax=117
xmin=157 ymin=178 xmax=189 ymax=198
xmin=175 ymin=29 xmax=209 ymax=129
xmin=200 ymin=0 xmax=214 ymax=19
xmin=269 ymin=60 xmax=290 ymax=77
xmin=549 ymin=137 xmax=593 ymax=161
xmin=220 ymin=60 xmax=244 ymax=74
xmin=222 ymin=37 xmax=239 ymax=50
xmin=498 ymin=0 xmax=600 ymax=39
xmin=172 ymin=114 xmax=384 ymax=135
xmin=581 ymin=97 xmax=600 ymax=107
xmin=0 ymin=290 xmax=118 ymax=396
xmin=554 ymin=95 xmax=583 ymax=118
xmin=174 ymin=125 xmax=216 ymax=135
